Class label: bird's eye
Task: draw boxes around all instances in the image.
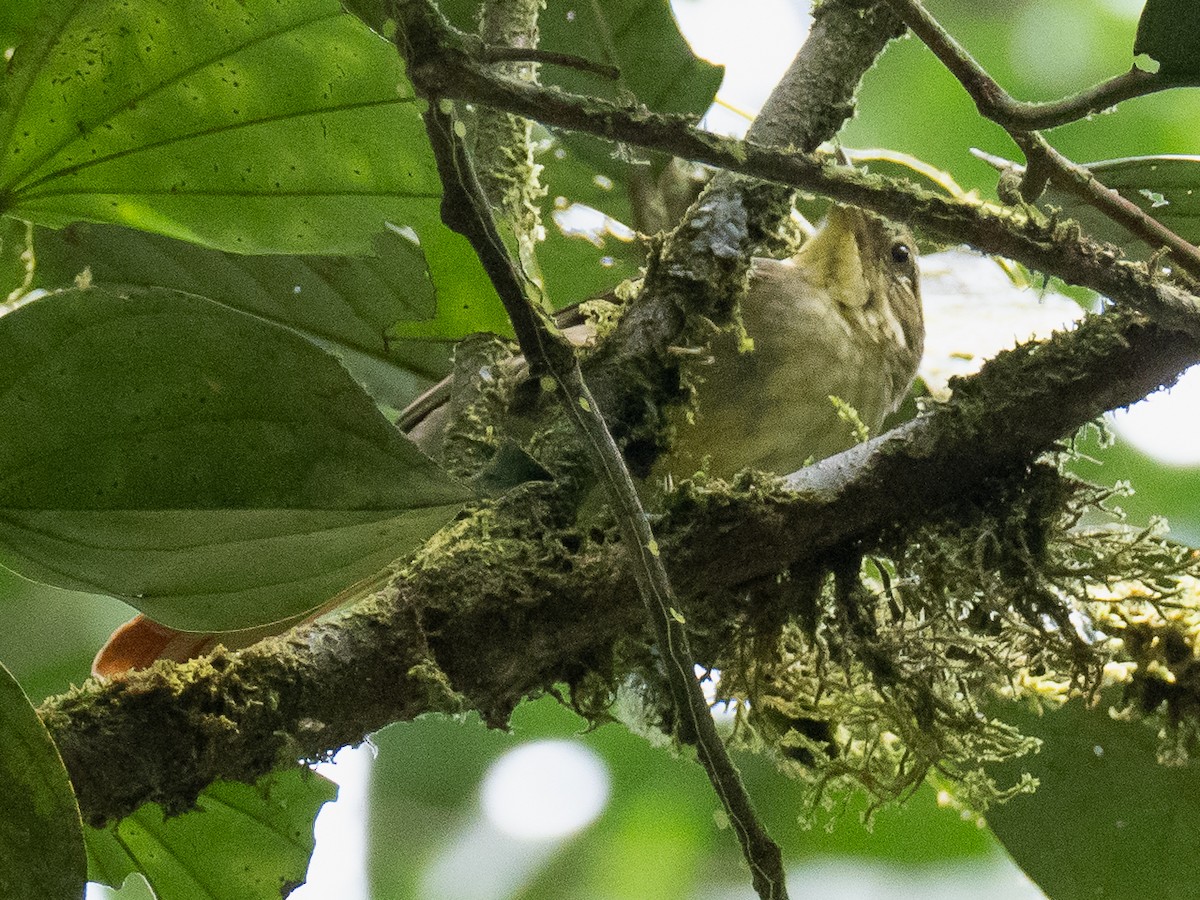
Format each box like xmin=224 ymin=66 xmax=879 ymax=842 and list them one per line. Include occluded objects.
xmin=890 ymin=242 xmax=912 ymax=265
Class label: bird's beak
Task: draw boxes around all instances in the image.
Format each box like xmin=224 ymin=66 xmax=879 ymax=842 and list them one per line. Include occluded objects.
xmin=793 ymin=205 xmax=871 ymax=309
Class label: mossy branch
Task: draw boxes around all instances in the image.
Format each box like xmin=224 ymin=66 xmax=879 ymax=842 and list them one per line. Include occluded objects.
xmin=38 ymin=303 xmax=1200 ymax=826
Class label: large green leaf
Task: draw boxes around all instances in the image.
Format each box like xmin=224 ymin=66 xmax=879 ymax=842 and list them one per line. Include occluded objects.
xmin=0 ymin=0 xmax=45 ymax=56
xmin=86 ymin=768 xmax=336 ymax=900
xmin=537 ymin=0 xmax=722 ymax=127
xmin=534 ymin=129 xmax=645 ymax=308
xmin=0 ymin=287 xmax=470 ymax=631
xmin=380 ymin=0 xmax=722 ymax=130
xmin=0 ymin=658 xmax=86 ymax=900
xmin=1058 ymin=155 xmax=1200 ymax=256
xmin=0 ymin=0 xmax=512 ymax=339
xmin=528 ymin=0 xmax=722 ymax=232
xmin=1134 ymin=0 xmax=1200 ymax=77
xmin=32 ymin=221 xmax=452 ymax=399
xmin=985 ymin=695 xmax=1200 ymax=900
xmin=0 ymin=0 xmax=425 ymax=253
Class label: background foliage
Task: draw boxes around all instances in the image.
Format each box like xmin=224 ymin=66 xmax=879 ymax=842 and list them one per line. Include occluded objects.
xmin=2 ymin=0 xmax=1199 ymax=897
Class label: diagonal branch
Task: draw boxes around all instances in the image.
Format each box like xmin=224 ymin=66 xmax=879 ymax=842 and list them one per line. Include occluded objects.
xmin=39 ymin=304 xmax=1200 ymax=828
xmin=36 ymin=0 xmax=1200 ymax=839
xmin=403 ymin=38 xmax=1200 ymax=341
xmin=404 ymin=26 xmax=789 ymax=900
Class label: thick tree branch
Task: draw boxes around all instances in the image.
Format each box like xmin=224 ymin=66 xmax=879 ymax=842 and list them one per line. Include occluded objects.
xmin=412 ymin=0 xmax=795 ymax=881
xmin=472 ymin=0 xmax=546 ymax=275
xmin=673 ymin=308 xmax=1200 ymax=597
xmin=750 ymin=0 xmax=904 ymax=151
xmin=584 ymin=0 xmax=909 ymax=475
xmin=417 ymin=94 xmax=789 ymax=895
xmin=40 ymin=300 xmax=1200 ymax=826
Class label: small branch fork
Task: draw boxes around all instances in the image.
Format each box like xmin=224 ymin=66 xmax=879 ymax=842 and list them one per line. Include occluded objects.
xmin=881 ymin=1 xmax=1188 ymax=131
xmin=882 ymin=0 xmax=1200 ymax=283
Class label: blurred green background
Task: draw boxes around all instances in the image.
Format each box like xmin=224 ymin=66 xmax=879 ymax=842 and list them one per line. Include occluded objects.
xmin=11 ymin=0 xmax=1200 ymax=897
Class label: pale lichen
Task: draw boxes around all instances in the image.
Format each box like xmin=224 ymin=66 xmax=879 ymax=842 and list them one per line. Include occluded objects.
xmin=701 ymin=455 xmax=1200 ymax=817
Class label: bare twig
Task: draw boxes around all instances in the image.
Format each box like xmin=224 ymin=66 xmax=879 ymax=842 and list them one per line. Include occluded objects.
xmin=479 ymin=45 xmax=620 ymax=80
xmin=397 ymin=14 xmax=1200 ymax=340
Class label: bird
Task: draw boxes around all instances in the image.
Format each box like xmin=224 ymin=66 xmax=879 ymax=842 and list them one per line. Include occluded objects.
xmin=667 ymin=204 xmax=922 ymax=479
xmin=91 ymin=204 xmax=924 ymax=677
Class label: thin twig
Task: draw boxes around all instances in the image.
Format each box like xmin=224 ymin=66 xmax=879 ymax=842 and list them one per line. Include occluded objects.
xmin=479 ymin=45 xmax=620 ymax=80
xmin=882 ymin=0 xmax=1188 ymax=130
xmin=883 ymin=0 xmax=1200 ymax=284
xmin=409 ymin=68 xmax=789 ymax=900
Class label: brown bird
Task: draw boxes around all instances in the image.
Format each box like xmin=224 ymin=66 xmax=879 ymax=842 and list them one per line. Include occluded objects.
xmin=92 ymin=205 xmax=924 ymax=676
xmin=668 ymin=204 xmax=923 ymax=479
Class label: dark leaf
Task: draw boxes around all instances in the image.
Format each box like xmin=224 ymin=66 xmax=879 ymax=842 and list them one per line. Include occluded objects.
xmin=1135 ymin=0 xmax=1200 ymax=77
xmin=0 ymin=0 xmax=512 ymax=339
xmin=0 ymin=288 xmax=470 ymax=631
xmin=0 ymin=658 xmax=86 ymax=900
xmin=32 ymin=221 xmax=452 ymax=400
xmin=986 ymin=695 xmax=1200 ymax=900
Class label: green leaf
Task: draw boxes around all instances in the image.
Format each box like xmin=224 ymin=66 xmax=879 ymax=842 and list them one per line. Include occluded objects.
xmin=1066 ymin=155 xmax=1200 ymax=255
xmin=1134 ymin=0 xmax=1200 ymax=77
xmin=0 ymin=658 xmax=86 ymax=900
xmin=0 ymin=0 xmax=512 ymax=339
xmin=376 ymin=0 xmax=722 ymax=128
xmin=531 ymin=0 xmax=722 ymax=231
xmin=426 ymin=0 xmax=721 ymax=300
xmin=539 ymin=0 xmax=722 ymax=124
xmin=985 ymin=695 xmax=1200 ymax=900
xmin=0 ymin=0 xmax=45 ymax=56
xmin=0 ymin=287 xmax=470 ymax=631
xmin=31 ymin=221 xmax=451 ymax=398
xmin=86 ymin=768 xmax=336 ymax=900
xmin=0 ymin=0 xmax=422 ymax=254
xmin=96 ymin=874 xmax=157 ymax=900
xmin=539 ymin=211 xmax=642 ymax=309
